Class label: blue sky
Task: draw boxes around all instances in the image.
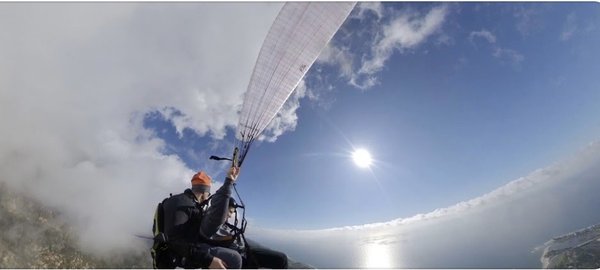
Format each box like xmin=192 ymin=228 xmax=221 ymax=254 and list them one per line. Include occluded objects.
xmin=1 ymin=2 xmax=600 ymax=266
xmin=144 ymin=2 xmax=600 ymax=229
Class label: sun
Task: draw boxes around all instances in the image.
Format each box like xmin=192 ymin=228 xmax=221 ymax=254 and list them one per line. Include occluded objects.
xmin=352 ymin=148 xmax=373 ymax=168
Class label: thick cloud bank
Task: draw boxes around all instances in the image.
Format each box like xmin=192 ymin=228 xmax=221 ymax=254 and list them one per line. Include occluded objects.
xmin=0 ymin=3 xmax=282 ymax=255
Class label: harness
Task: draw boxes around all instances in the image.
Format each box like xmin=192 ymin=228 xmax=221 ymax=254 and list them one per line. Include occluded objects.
xmin=151 ymin=195 xmax=178 ymax=269
xmin=151 ymin=192 xmax=249 ymax=269
xmin=151 ymin=147 xmax=256 ymax=268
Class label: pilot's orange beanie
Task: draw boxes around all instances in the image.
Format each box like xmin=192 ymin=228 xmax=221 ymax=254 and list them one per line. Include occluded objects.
xmin=191 ymin=171 xmax=212 ymax=193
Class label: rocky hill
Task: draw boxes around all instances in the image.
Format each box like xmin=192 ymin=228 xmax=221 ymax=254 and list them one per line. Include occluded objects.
xmin=0 ymin=182 xmax=151 ymax=268
xmin=540 ymin=223 xmax=600 ymax=268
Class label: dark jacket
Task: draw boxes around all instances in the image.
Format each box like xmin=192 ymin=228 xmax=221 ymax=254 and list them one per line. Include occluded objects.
xmin=201 ymin=177 xmax=235 ymax=237
xmin=162 ymin=189 xmax=213 ymax=268
xmin=162 ymin=177 xmax=236 ymax=268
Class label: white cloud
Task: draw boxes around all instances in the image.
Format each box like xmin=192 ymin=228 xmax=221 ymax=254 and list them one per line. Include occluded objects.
xmin=316 ymin=44 xmax=374 ymax=91
xmin=513 ymin=5 xmax=543 ymax=36
xmin=353 ymin=2 xmax=384 ymax=21
xmin=248 ymin=141 xmax=600 ymax=268
xmin=465 ymin=28 xmax=523 ymax=69
xmin=259 ymin=80 xmax=308 ymax=143
xmin=360 ymin=5 xmax=449 ymax=76
xmin=469 ymin=29 xmax=497 ymax=44
xmin=560 ymin=12 xmax=577 ymax=41
xmin=436 ymin=33 xmax=454 ymax=46
xmin=493 ymin=47 xmax=525 ymax=67
xmin=318 ymin=5 xmax=449 ymax=90
xmin=317 ymin=44 xmax=355 ymax=81
xmin=0 ymin=2 xmax=282 ymax=255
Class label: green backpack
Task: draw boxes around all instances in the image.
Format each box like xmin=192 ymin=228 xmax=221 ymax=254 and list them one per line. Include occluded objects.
xmin=151 ymin=197 xmax=177 ymax=269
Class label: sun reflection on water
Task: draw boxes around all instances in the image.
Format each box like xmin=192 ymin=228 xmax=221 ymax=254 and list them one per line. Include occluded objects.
xmin=363 ymin=242 xmax=394 ymax=268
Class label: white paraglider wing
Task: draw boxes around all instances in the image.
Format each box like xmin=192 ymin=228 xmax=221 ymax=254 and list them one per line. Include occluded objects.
xmin=236 ymin=2 xmax=356 ymax=166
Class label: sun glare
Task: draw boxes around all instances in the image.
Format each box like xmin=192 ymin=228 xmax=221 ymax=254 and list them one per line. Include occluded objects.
xmin=363 ymin=242 xmax=393 ymax=268
xmin=352 ymin=148 xmax=373 ymax=168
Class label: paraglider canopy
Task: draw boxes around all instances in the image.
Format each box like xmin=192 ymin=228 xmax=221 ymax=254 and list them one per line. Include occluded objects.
xmin=233 ymin=2 xmax=356 ymax=167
